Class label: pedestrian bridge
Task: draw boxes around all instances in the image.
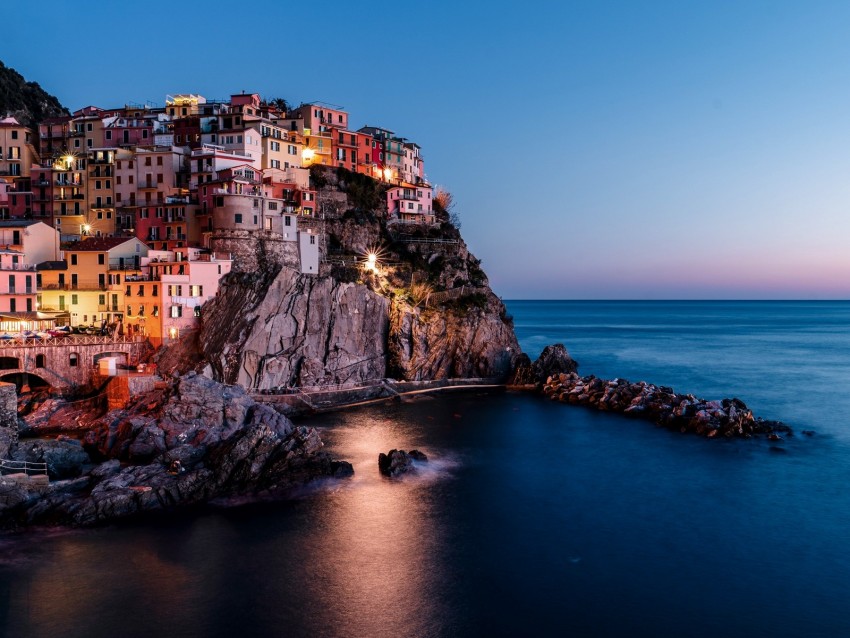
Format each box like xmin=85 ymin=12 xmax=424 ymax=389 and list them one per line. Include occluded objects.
xmin=0 ymin=335 xmax=149 ymax=393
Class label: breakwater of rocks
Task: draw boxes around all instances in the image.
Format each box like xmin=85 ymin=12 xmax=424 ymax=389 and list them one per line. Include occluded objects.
xmin=543 ymin=372 xmax=794 ymax=439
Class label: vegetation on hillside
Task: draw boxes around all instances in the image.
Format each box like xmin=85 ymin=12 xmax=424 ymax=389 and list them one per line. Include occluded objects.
xmin=0 ymin=60 xmax=69 ymax=128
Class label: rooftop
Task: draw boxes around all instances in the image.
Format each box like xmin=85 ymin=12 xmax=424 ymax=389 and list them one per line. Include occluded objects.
xmin=66 ymin=237 xmax=137 ymax=252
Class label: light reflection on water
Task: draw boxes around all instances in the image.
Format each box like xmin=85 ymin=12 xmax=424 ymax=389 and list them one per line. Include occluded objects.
xmin=295 ymin=408 xmax=458 ymax=637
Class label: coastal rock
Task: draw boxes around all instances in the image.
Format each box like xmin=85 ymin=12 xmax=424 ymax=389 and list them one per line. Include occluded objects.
xmin=0 ymin=374 xmax=353 ymax=529
xmin=11 ymin=437 xmax=91 ymax=480
xmin=388 ymin=292 xmax=519 ymax=380
xmin=378 ymin=449 xmax=426 ymax=477
xmin=541 ymin=371 xmax=793 ymax=439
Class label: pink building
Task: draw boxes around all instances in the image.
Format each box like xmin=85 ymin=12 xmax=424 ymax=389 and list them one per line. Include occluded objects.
xmin=386 ymin=185 xmax=434 ymax=224
xmin=0 ymin=248 xmax=37 ymax=314
xmin=123 ymin=247 xmax=232 ymax=345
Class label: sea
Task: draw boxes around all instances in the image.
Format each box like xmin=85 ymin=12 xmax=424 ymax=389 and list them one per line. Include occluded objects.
xmin=1 ymin=301 xmax=849 ymax=638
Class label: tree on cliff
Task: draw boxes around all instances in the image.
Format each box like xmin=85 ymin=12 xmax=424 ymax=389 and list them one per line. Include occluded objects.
xmin=434 ymin=187 xmax=461 ymax=229
xmin=0 ymin=60 xmax=69 ymax=128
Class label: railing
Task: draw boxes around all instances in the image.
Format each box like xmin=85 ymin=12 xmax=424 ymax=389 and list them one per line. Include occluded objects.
xmin=0 ymin=263 xmax=36 ymax=271
xmin=0 ymin=459 xmax=48 ymax=477
xmin=0 ymin=288 xmax=35 ymax=295
xmin=0 ymin=334 xmax=146 ymax=347
xmin=424 ymin=286 xmax=489 ymax=307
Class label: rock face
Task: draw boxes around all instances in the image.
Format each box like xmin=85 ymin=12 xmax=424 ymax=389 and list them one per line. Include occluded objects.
xmin=201 ymin=268 xmax=390 ymax=389
xmin=378 ymin=449 xmax=428 ymax=477
xmin=388 ymin=291 xmax=519 ymax=380
xmin=0 ymin=373 xmax=352 ymax=529
xmin=543 ymin=372 xmax=793 ymax=438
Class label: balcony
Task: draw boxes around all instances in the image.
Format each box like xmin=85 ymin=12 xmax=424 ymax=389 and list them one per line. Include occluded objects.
xmin=0 ymin=288 xmax=35 ymax=295
xmin=0 ymin=263 xmax=36 ymax=271
xmin=97 ymin=305 xmax=121 ymax=313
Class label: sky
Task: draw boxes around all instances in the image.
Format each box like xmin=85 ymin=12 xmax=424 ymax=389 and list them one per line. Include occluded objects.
xmin=3 ymin=0 xmax=849 ymax=299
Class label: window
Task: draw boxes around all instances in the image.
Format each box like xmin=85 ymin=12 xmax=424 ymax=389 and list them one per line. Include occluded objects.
xmin=190 ymin=285 xmax=203 ymax=296
xmin=284 ymin=216 xmax=291 ymax=227
xmin=98 ymin=254 xmax=105 ymax=265
xmin=99 ymin=294 xmax=106 ymax=305
xmin=170 ymin=305 xmax=182 ymax=318
xmin=157 ymin=156 xmax=163 ymax=166
xmin=152 ymin=305 xmax=159 ymax=317
xmin=235 ymin=213 xmax=243 ymax=224
xmin=69 ymin=353 xmax=78 ymax=367
xmin=152 ymin=285 xmax=158 ymax=296
xmin=126 ymin=285 xmax=131 ymax=296
xmin=71 ymin=254 xmax=78 ymax=266
xmin=310 ymin=235 xmax=316 ymax=245
xmin=72 ymin=294 xmax=78 ymax=305
xmin=138 ymin=286 xmax=144 ymax=296
xmin=106 ymin=130 xmax=112 ymax=140
xmin=36 ymin=354 xmax=45 ymax=368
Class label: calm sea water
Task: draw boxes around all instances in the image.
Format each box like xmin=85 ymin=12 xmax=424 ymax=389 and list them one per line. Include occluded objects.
xmin=2 ymin=301 xmax=849 ymax=637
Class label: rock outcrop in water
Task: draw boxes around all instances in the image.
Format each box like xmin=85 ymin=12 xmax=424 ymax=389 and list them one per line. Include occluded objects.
xmin=0 ymin=373 xmax=352 ymax=528
xmin=511 ymin=343 xmax=579 ymax=385
xmin=543 ymin=372 xmax=793 ymax=438
xmin=378 ymin=449 xmax=428 ymax=477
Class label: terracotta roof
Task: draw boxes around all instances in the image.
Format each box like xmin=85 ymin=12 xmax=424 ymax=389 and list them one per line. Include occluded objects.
xmin=66 ymin=237 xmax=136 ymax=252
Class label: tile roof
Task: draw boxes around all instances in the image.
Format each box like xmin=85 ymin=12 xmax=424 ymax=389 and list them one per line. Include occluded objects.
xmin=66 ymin=237 xmax=136 ymax=252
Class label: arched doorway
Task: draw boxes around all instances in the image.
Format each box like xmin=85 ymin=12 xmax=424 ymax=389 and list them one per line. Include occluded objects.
xmin=0 ymin=372 xmax=50 ymax=393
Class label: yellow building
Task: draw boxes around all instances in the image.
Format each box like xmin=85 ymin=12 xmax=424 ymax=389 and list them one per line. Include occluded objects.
xmin=0 ymin=117 xmax=39 ymax=179
xmin=38 ymin=236 xmax=148 ymax=327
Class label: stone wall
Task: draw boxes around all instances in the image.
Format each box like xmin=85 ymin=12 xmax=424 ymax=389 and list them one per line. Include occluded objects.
xmin=0 ymin=383 xmax=17 ymax=429
xmin=210 ymin=230 xmax=301 ymax=273
xmin=106 ymin=375 xmax=159 ymax=410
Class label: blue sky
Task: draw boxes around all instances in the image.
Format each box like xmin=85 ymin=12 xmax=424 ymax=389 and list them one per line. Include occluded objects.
xmin=3 ymin=0 xmax=849 ymax=299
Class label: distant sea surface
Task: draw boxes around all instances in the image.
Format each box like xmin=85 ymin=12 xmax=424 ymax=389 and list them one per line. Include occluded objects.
xmin=2 ymin=301 xmax=849 ymax=637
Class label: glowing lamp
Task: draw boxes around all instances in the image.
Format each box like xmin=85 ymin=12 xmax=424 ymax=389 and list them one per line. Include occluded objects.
xmin=168 ymin=327 xmax=179 ymax=340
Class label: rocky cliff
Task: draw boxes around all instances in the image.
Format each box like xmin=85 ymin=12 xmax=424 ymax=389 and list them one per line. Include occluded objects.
xmin=0 ymin=373 xmax=352 ymax=528
xmin=193 ymin=167 xmax=522 ymax=390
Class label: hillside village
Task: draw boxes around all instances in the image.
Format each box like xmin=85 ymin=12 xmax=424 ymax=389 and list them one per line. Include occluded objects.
xmin=0 ymin=92 xmax=435 ymax=352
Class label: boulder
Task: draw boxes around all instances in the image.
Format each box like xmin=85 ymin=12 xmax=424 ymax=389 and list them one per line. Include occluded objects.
xmin=11 ymin=438 xmax=91 ymax=480
xmin=531 ymin=344 xmax=578 ymax=383
xmin=378 ymin=449 xmax=419 ymax=477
